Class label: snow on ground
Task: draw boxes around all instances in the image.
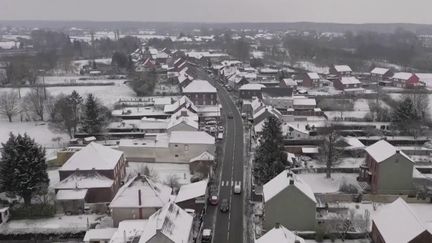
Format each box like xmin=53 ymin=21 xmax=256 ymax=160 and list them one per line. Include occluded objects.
xmin=305 ymin=240 xmax=369 ymax=243
xmin=0 ymin=119 xmax=68 ymax=148
xmin=297 ymin=173 xmax=361 ymax=193
xmin=294 ymin=61 xmax=329 ymax=74
xmin=39 ymin=76 xmax=127 ymax=85
xmin=0 ymin=41 xmax=17 ymax=49
xmin=47 ymin=169 xmax=60 ymax=190
xmin=0 ymin=83 xmax=135 ymax=108
xmin=353 ymin=99 xmax=370 ymax=112
xmin=307 ymin=85 xmax=342 ymax=96
xmin=0 ymin=214 xmax=100 ymax=235
xmin=307 ymin=157 xmax=364 ymax=169
xmin=126 ymin=162 xmax=192 ymax=186
xmin=324 ymin=111 xmax=368 ymax=120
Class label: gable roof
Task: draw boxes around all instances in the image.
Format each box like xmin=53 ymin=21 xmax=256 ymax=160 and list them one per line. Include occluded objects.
xmin=371 ymin=67 xmax=390 ymax=75
xmin=373 ymin=198 xmax=428 ymax=243
xmin=282 ymin=78 xmax=297 ymax=86
xmin=340 ymin=76 xmax=361 ymax=85
xmin=182 ymin=80 xmax=216 ymax=93
xmin=110 ymin=175 xmax=172 ymax=208
xmin=365 ymin=140 xmax=413 ymax=163
xmin=263 ymin=170 xmax=316 ymax=203
xmin=175 ymin=180 xmax=208 ymax=203
xmin=334 ymin=65 xmax=352 ymax=72
xmin=255 ymin=224 xmax=305 ymax=243
xmin=167 ymin=116 xmax=198 ymax=130
xmin=261 ymin=87 xmax=293 ymax=97
xmin=164 ymin=96 xmax=198 ymax=113
xmin=139 ymin=202 xmax=193 ymax=243
xmin=239 ymin=83 xmax=265 ymax=91
xmin=56 ymin=171 xmax=113 ymax=190
xmin=306 ymin=72 xmax=320 ymax=80
xmin=60 ymin=142 xmax=123 ymax=171
xmin=189 ymin=151 xmax=215 ymax=162
xmin=392 ymin=72 xmax=417 ymax=81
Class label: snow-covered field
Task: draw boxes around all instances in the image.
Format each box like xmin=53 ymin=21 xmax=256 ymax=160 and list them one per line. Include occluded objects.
xmin=39 ymin=76 xmax=126 ymax=85
xmin=0 ymin=214 xmax=100 ymax=234
xmin=0 ymin=83 xmax=135 ymax=108
xmin=294 ymin=61 xmax=329 ymax=74
xmin=324 ymin=111 xmax=368 ymax=120
xmin=297 ymin=173 xmax=361 ymax=193
xmin=0 ymin=120 xmax=68 ymax=148
xmin=353 ymin=99 xmax=370 ymax=112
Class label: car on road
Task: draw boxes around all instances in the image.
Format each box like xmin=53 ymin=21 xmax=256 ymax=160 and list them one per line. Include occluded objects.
xmin=227 ymin=112 xmax=233 ymax=119
xmin=202 ymin=229 xmax=212 ymax=242
xmin=234 ymin=181 xmax=242 ymax=194
xmin=220 ymin=199 xmax=229 ymax=213
xmin=209 ymin=195 xmax=219 ymax=205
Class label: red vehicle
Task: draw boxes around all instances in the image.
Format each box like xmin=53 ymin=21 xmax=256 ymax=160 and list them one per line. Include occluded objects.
xmin=209 ymin=195 xmax=219 ymax=205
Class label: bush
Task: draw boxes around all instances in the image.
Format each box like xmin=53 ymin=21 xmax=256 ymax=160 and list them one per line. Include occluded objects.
xmin=339 ymin=181 xmax=359 ymax=194
xmin=10 ymin=203 xmax=56 ymax=219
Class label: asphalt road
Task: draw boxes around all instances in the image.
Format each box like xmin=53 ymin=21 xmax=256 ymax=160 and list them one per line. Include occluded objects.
xmin=201 ymin=69 xmax=245 ymax=243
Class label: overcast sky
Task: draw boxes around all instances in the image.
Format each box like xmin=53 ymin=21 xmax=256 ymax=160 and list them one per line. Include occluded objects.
xmin=1 ymin=0 xmax=432 ymax=24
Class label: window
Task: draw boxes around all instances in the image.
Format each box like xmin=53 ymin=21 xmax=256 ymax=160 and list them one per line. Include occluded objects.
xmin=175 ymin=154 xmax=179 ymax=158
xmin=175 ymin=144 xmax=178 ymax=147
xmin=184 ymin=145 xmax=189 ymax=151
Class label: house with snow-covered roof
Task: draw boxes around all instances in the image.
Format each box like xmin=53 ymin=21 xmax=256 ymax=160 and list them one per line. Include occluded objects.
xmin=253 ymin=106 xmax=283 ymax=134
xmin=175 ymin=180 xmax=207 ymax=213
xmin=239 ymin=83 xmax=265 ymax=99
xmin=370 ymin=67 xmax=393 ymax=81
xmin=182 ymin=80 xmax=218 ymax=105
xmin=302 ymin=73 xmax=320 ymax=87
xmin=333 ymin=76 xmax=363 ymax=93
xmin=255 ymin=223 xmax=305 ymax=243
xmin=391 ymin=72 xmax=423 ymax=88
xmin=164 ymin=96 xmax=198 ymax=114
xmin=330 ymin=65 xmax=352 ymax=77
xmin=110 ymin=175 xmax=172 ymax=226
xmin=263 ymin=170 xmax=316 ymax=231
xmin=56 ymin=142 xmax=126 ymax=206
xmin=359 ymin=140 xmax=415 ymax=194
xmin=280 ymin=78 xmax=298 ymax=89
xmin=138 ymin=202 xmax=193 ymax=243
xmin=372 ymin=197 xmax=432 ymax=243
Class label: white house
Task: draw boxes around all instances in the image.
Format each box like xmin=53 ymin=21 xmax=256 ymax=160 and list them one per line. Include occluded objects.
xmin=255 ymin=223 xmax=305 ymax=243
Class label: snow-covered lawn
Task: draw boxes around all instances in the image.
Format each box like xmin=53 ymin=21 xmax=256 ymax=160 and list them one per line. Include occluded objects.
xmin=39 ymin=75 xmax=127 ymax=85
xmin=0 ymin=214 xmax=100 ymax=235
xmin=297 ymin=173 xmax=360 ymax=193
xmin=324 ymin=111 xmax=368 ymax=120
xmin=0 ymin=120 xmax=68 ymax=148
xmin=353 ymin=99 xmax=370 ymax=112
xmin=307 ymin=157 xmax=364 ymax=169
xmin=126 ymin=162 xmax=192 ymax=186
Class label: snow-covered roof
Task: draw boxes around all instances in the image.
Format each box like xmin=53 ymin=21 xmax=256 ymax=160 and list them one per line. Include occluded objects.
xmin=167 ymin=116 xmax=198 ymax=130
xmin=263 ymin=170 xmax=316 ymax=203
xmin=282 ymin=78 xmax=297 ymax=86
xmin=307 ymin=72 xmax=320 ymax=80
xmin=110 ymin=220 xmax=148 ymax=243
xmin=342 ymin=136 xmax=365 ymax=149
xmin=373 ymin=198 xmax=427 ymax=243
xmin=365 ymin=140 xmax=413 ymax=163
xmin=182 ymin=80 xmax=216 ymax=93
xmin=239 ymin=83 xmax=265 ymax=91
xmin=83 ymin=228 xmax=117 ymax=242
xmin=175 ymin=180 xmax=207 ymax=203
xmin=371 ymin=67 xmax=390 ymax=75
xmin=60 ymin=142 xmax=123 ymax=171
xmin=56 ymin=189 xmax=88 ymax=201
xmin=392 ymin=72 xmax=415 ymax=80
xmin=340 ymin=76 xmax=361 ymax=85
xmin=110 ymin=175 xmax=172 ymax=208
xmin=169 ymin=131 xmax=215 ymax=145
xmin=255 ymin=224 xmax=305 ymax=243
xmin=138 ymin=118 xmax=168 ymax=130
xmin=293 ymin=98 xmax=316 ymax=106
xmin=334 ymin=65 xmax=352 ymax=72
xmin=56 ymin=171 xmax=113 ymax=190
xmin=164 ymin=96 xmax=198 ymax=113
xmin=138 ymin=202 xmax=193 ymax=243
xmin=189 ymin=151 xmax=215 ymax=162
xmin=253 ymin=106 xmax=282 ymax=121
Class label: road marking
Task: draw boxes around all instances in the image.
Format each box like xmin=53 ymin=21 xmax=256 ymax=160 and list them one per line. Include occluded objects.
xmin=231 ymin=180 xmax=234 ymax=186
xmin=221 ymin=181 xmax=225 ymax=186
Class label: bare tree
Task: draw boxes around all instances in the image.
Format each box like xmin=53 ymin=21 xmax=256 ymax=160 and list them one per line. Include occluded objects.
xmin=0 ymin=91 xmax=20 ymax=122
xmin=404 ymin=92 xmax=429 ymax=121
xmin=165 ymin=174 xmax=181 ymax=191
xmin=22 ymin=86 xmax=49 ymax=121
xmin=320 ymin=127 xmax=340 ymax=178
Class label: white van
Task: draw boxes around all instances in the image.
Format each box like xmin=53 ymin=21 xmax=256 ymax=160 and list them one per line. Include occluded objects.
xmin=234 ymin=181 xmax=241 ymax=194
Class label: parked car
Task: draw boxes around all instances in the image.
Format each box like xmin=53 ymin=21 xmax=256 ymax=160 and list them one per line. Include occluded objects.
xmin=234 ymin=181 xmax=242 ymax=194
xmin=209 ymin=195 xmax=219 ymax=206
xmin=220 ymin=199 xmax=229 ymax=213
xmin=202 ymin=229 xmax=212 ymax=242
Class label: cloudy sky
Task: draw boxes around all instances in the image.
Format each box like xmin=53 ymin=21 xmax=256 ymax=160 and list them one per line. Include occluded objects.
xmin=1 ymin=0 xmax=432 ymax=24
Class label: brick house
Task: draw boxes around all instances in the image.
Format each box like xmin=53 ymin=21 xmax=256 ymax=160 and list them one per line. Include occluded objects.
xmin=358 ymin=140 xmax=414 ymax=194
xmin=372 ymin=198 xmax=432 ymax=243
xmin=182 ymin=80 xmax=218 ymax=105
xmin=391 ymin=72 xmax=422 ymax=88
xmin=329 ymin=65 xmax=352 ymax=77
xmin=280 ymin=78 xmax=298 ymax=89
xmin=302 ymin=73 xmax=320 ymax=87
xmin=333 ymin=76 xmax=363 ymax=92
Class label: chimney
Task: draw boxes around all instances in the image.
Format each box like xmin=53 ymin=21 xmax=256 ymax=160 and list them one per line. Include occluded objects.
xmin=289 ymin=179 xmax=295 ymax=185
xmin=275 ymin=222 xmax=280 ymax=228
xmin=396 ymin=150 xmax=400 ymax=154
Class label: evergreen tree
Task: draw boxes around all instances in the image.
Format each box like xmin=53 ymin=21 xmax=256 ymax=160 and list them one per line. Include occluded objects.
xmin=392 ymin=97 xmax=421 ymax=135
xmin=82 ymin=94 xmax=109 ymax=134
xmin=253 ymin=116 xmax=288 ymax=185
xmin=0 ymin=133 xmax=49 ymax=205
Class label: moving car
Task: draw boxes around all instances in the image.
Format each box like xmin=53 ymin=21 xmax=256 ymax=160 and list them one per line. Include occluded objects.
xmin=220 ymin=199 xmax=229 ymax=213
xmin=234 ymin=181 xmax=242 ymax=194
xmin=209 ymin=195 xmax=219 ymax=205
xmin=202 ymin=229 xmax=212 ymax=242
xmin=227 ymin=112 xmax=233 ymax=119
